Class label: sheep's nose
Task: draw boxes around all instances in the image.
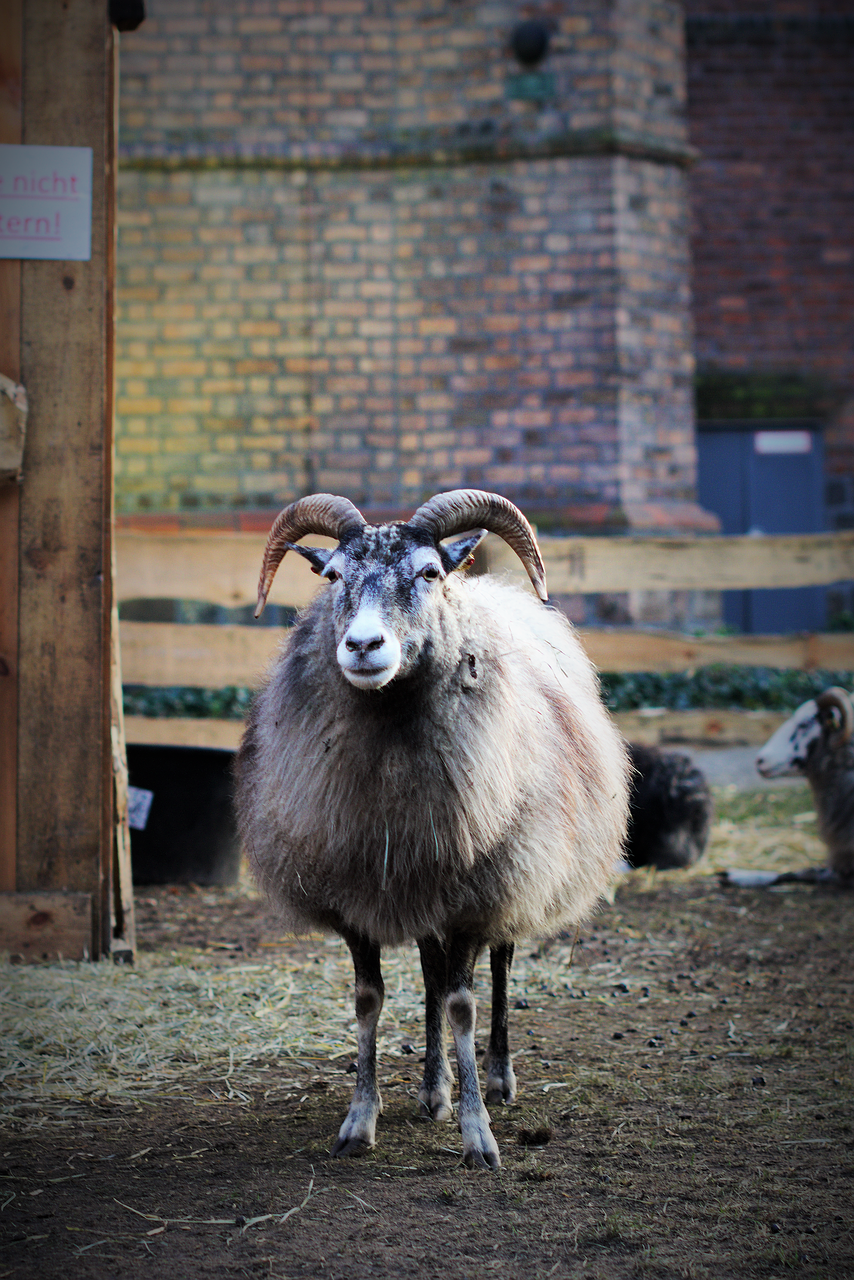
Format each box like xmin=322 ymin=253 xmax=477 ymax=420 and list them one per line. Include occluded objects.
xmin=338 ymin=610 xmax=402 ymax=688
xmin=345 ymin=634 xmax=385 ymax=655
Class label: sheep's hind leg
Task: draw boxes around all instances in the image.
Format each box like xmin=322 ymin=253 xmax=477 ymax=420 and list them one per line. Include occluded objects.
xmin=332 ymin=931 xmax=384 ymax=1158
xmin=483 ymin=943 xmax=517 ymax=1106
xmin=417 ymin=936 xmax=454 ymax=1122
xmin=446 ymin=933 xmax=500 ymax=1170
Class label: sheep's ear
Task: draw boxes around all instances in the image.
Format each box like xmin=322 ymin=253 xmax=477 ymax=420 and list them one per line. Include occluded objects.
xmin=289 ymin=543 xmax=335 ymax=575
xmin=441 ymin=529 xmax=488 ymax=574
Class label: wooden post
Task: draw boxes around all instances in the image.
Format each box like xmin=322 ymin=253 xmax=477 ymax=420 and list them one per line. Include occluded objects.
xmin=9 ymin=0 xmax=117 ymax=959
xmin=106 ymin=31 xmax=135 ymax=963
xmin=0 ymin=0 xmax=22 ymax=894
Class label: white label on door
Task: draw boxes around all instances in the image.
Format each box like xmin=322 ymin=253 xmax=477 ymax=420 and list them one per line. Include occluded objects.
xmin=754 ymin=430 xmax=812 ymax=455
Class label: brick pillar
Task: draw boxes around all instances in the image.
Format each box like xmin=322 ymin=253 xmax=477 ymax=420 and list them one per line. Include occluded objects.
xmin=116 ymin=0 xmax=715 ymax=536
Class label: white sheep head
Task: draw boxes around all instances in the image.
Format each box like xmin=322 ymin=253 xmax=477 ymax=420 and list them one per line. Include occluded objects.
xmin=253 ymin=489 xmax=548 ymax=691
xmin=756 ymin=686 xmax=854 ymax=778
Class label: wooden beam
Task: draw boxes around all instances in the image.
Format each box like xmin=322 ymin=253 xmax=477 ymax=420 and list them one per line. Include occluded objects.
xmin=0 ymin=0 xmax=22 ymax=894
xmin=486 ymin=530 xmax=854 ymax=594
xmin=105 ymin=33 xmax=132 ymax=963
xmin=117 ymin=619 xmax=854 ymax=689
xmin=111 ymin=600 xmax=135 ymax=962
xmin=577 ymin=628 xmax=854 ymax=673
xmin=119 ymin=620 xmax=285 ymax=688
xmin=612 ymin=708 xmax=787 ymax=748
xmin=115 ymin=529 xmax=333 ymax=609
xmin=125 ymin=715 xmax=243 ymax=751
xmin=122 ymin=708 xmax=788 ymax=755
xmin=115 ymin=529 xmax=854 ymax=610
xmin=16 ymin=1 xmax=114 ymax=958
xmin=0 ymin=891 xmax=92 ymax=962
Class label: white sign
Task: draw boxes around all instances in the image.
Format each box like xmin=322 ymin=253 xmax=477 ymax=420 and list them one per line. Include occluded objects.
xmin=754 ymin=430 xmax=812 ymax=455
xmin=0 ymin=144 xmax=93 ymax=261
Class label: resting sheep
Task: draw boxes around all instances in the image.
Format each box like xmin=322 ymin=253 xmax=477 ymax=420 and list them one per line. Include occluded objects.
xmin=744 ymin=686 xmax=854 ymax=887
xmin=624 ymin=742 xmax=712 ymax=870
xmin=234 ymin=490 xmax=630 ymax=1169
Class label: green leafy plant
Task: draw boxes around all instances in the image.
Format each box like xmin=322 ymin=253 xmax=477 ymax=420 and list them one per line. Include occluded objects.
xmin=600 ymin=666 xmax=854 ymax=712
xmin=123 ymin=666 xmax=854 ymax=720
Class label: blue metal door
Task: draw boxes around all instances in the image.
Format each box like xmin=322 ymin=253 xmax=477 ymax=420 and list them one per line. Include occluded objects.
xmin=697 ymin=426 xmax=826 ymax=633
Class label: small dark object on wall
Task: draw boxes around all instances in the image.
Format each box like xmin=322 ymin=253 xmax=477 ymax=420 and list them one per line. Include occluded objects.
xmin=625 ymin=742 xmax=713 ymax=869
xmin=109 ymin=0 xmax=145 ymax=33
xmin=511 ymin=20 xmax=550 ymax=67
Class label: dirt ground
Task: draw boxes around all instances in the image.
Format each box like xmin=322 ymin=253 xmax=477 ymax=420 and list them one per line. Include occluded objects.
xmin=1 ymin=796 xmax=853 ymax=1279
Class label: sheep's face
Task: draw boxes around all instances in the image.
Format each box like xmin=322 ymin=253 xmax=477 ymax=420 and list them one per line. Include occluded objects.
xmin=294 ymin=524 xmax=485 ymax=691
xmin=756 ymin=699 xmax=822 ymax=777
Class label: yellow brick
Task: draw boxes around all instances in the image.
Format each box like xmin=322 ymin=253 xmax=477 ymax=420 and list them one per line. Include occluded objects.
xmin=238 ymin=321 xmax=280 ymax=337
xmin=484 ymin=314 xmax=521 ymax=333
xmin=418 ymin=316 xmax=457 ymax=336
xmin=323 ymin=225 xmax=368 ymax=242
xmin=166 ymin=398 xmax=213 ymax=414
xmin=123 ymin=457 xmax=149 ymax=476
xmin=161 ymin=360 xmax=208 ymax=377
xmin=117 ymin=437 xmax=158 ymax=455
xmin=117 ymin=397 xmax=163 ymax=415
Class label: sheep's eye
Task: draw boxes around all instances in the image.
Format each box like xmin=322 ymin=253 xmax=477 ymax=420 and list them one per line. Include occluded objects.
xmin=325 ymin=569 xmax=340 ymax=583
xmin=420 ymin=565 xmax=440 ymax=582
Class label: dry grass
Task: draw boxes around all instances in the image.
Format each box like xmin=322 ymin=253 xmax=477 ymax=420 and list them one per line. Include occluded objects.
xmin=2 ymin=779 xmax=851 ymax=1280
xmin=703 ymin=781 xmax=826 ymax=877
xmin=0 ymin=782 xmax=826 ymax=1126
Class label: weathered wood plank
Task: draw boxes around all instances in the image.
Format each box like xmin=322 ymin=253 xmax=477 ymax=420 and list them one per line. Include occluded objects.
xmin=105 ymin=37 xmax=128 ymax=963
xmin=577 ymin=628 xmax=854 ymax=673
xmin=115 ymin=530 xmax=334 ymax=610
xmin=0 ymin=0 xmax=22 ymax=895
xmin=110 ymin=599 xmax=135 ymax=962
xmin=118 ymin=619 xmax=854 ymax=688
xmin=0 ymin=486 xmax=18 ymax=892
xmin=115 ymin=529 xmax=854 ymax=609
xmin=125 ymin=715 xmax=243 ymax=751
xmin=120 ymin=620 xmax=286 ymax=687
xmin=612 ymin=708 xmax=787 ymax=748
xmin=122 ymin=709 xmax=787 ymax=754
xmin=0 ymin=891 xmax=92 ymax=961
xmin=487 ymin=530 xmax=854 ymax=594
xmin=16 ymin=0 xmax=114 ymax=957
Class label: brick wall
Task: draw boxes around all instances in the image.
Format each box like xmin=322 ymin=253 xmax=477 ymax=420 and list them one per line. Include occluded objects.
xmin=117 ymin=166 xmax=313 ymax=511
xmin=116 ymin=0 xmax=707 ymax=532
xmin=685 ymin=3 xmax=854 ymax=490
xmin=119 ymin=1 xmax=690 ymax=165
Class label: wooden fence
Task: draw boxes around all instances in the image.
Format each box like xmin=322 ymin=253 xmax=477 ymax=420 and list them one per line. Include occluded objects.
xmin=116 ymin=528 xmax=854 ymax=751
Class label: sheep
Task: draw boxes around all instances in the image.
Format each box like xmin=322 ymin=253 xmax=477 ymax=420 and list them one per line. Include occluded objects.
xmin=729 ymin=686 xmax=854 ymax=888
xmin=623 ymin=742 xmax=713 ymax=870
xmin=234 ymin=489 xmax=630 ymax=1170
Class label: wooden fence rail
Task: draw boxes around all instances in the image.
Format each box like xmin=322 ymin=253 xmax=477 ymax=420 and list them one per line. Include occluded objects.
xmin=115 ymin=527 xmax=854 ymax=749
xmin=118 ymin=619 xmax=854 ymax=689
xmin=485 ymin=529 xmax=854 ymax=594
xmin=116 ymin=529 xmax=854 ymax=607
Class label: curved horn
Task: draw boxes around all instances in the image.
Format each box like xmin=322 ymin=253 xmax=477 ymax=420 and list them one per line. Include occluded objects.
xmin=255 ymin=494 xmax=366 ymax=616
xmin=409 ymin=489 xmax=548 ymax=602
xmin=816 ymin=686 xmax=854 ymax=745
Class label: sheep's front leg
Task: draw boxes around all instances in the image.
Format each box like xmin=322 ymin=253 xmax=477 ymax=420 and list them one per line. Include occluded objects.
xmin=483 ymin=942 xmax=517 ymax=1106
xmin=417 ymin=936 xmax=454 ymax=1122
xmin=446 ymin=933 xmax=500 ymax=1170
xmin=331 ymin=931 xmax=384 ymax=1158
